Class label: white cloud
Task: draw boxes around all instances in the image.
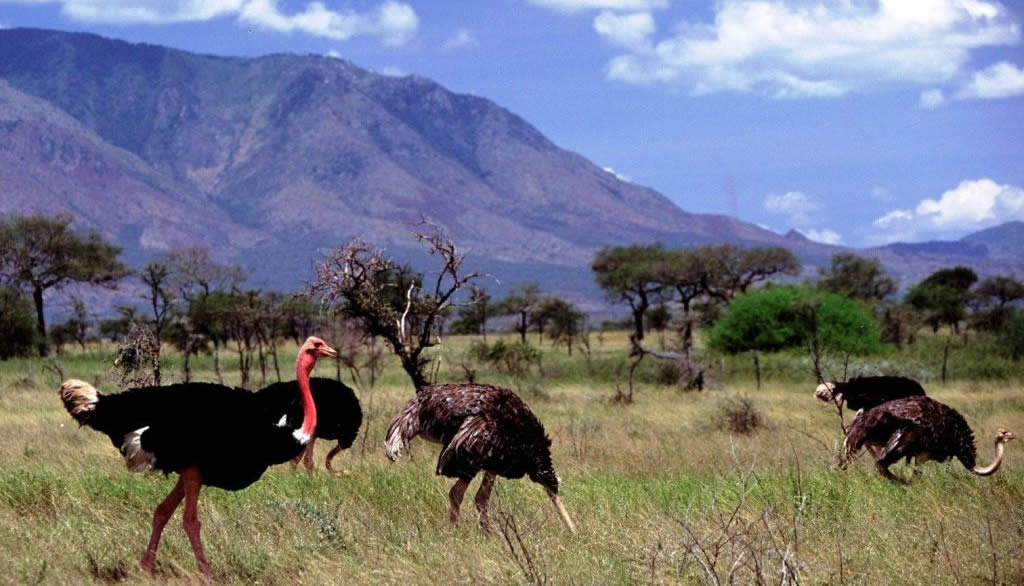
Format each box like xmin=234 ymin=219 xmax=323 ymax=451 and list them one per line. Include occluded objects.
xmin=376 ymin=65 xmax=405 ymax=77
xmin=919 ymin=88 xmax=947 ymax=109
xmin=597 ymin=0 xmax=1019 ymax=98
xmin=956 ymin=61 xmax=1024 ymax=99
xmin=527 ymin=0 xmax=666 ymax=14
xmin=798 ymin=228 xmax=843 ymax=245
xmin=442 ymin=28 xmax=477 ymax=50
xmin=593 ymin=11 xmax=654 ymax=51
xmin=763 ymin=191 xmax=821 ymax=226
xmin=7 ymin=0 xmax=418 ymax=45
xmin=240 ymin=0 xmax=418 ymax=46
xmin=869 ymin=178 xmax=1024 ymax=242
xmin=870 ymin=186 xmax=891 ymax=201
xmin=325 ymin=49 xmax=342 ymax=59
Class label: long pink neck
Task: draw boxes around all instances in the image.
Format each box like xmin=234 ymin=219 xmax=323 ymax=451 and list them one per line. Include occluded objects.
xmin=296 ymin=355 xmax=317 ymax=439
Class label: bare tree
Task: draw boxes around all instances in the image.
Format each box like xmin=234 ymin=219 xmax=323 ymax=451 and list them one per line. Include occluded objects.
xmin=308 ymin=222 xmax=482 ymax=391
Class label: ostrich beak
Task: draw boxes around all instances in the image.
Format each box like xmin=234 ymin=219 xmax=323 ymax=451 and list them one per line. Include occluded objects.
xmin=319 ymin=344 xmax=337 ymax=358
xmin=547 ymin=490 xmax=576 ymax=533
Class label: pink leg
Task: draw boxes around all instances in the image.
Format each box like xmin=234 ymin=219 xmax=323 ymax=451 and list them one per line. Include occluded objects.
xmin=448 ymin=478 xmax=470 ymax=524
xmin=140 ymin=476 xmax=185 ymax=574
xmin=325 ymin=444 xmax=343 ymax=473
xmin=474 ymin=473 xmax=496 ymax=531
xmin=180 ymin=466 xmax=210 ymax=576
xmin=302 ymin=439 xmax=316 ymax=471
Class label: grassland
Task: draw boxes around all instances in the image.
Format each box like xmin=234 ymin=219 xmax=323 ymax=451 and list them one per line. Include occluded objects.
xmin=1 ymin=332 xmax=1022 ymax=585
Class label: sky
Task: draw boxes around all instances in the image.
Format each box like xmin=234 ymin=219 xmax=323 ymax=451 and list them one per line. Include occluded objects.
xmin=1 ymin=0 xmax=1023 ymax=248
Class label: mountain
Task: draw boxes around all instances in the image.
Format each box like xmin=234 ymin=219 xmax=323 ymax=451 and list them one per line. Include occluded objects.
xmin=1 ymin=27 xmax=1021 ymax=307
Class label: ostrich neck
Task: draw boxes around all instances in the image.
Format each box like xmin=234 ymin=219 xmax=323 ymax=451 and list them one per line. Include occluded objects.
xmin=972 ymin=440 xmax=1005 ymax=476
xmin=295 ymin=356 xmax=317 ymax=442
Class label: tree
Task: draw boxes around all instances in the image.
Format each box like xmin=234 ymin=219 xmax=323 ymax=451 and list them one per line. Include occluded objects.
xmin=540 ymin=297 xmax=586 ymax=355
xmin=0 ymin=287 xmax=36 ymax=359
xmin=700 ymin=245 xmax=801 ymax=302
xmin=904 ymin=266 xmax=978 ymax=333
xmin=309 ymin=223 xmax=482 ymax=391
xmin=0 ymin=214 xmax=127 ymax=356
xmin=817 ymin=253 xmax=896 ymax=302
xmin=450 ymin=285 xmax=491 ymax=338
xmin=708 ymin=286 xmax=884 ymax=356
xmin=495 ymin=283 xmax=542 ymax=344
xmin=139 ymin=261 xmax=175 ymax=346
xmin=970 ymin=275 xmax=1024 ymax=331
xmin=592 ymin=243 xmax=666 ymax=341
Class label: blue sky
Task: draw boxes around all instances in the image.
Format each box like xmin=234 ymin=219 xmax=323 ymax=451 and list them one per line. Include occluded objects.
xmin=2 ymin=0 xmax=1023 ymax=247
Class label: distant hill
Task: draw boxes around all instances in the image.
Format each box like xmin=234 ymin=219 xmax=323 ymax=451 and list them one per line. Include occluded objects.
xmin=1 ymin=27 xmax=1022 ymax=307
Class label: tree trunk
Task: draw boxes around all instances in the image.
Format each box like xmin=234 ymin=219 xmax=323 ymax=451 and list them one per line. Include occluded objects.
xmin=631 ymin=305 xmax=646 ymax=342
xmin=213 ymin=340 xmax=223 ymax=384
xmin=32 ymin=286 xmax=48 ymax=357
xmin=183 ymin=348 xmax=192 ymax=383
xmin=519 ymin=312 xmax=528 ymax=344
xmin=752 ymin=351 xmax=761 ymax=391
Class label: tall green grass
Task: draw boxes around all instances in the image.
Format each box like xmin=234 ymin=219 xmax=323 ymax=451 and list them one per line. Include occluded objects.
xmin=0 ymin=332 xmax=1021 ymax=583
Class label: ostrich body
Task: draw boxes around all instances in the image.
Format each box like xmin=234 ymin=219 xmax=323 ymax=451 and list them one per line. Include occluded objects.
xmin=58 ymin=336 xmax=337 ymax=576
xmin=815 ymin=376 xmax=926 ymax=412
xmin=256 ymin=377 xmax=362 ymax=472
xmin=843 ymin=395 xmax=1015 ymax=483
xmin=385 ymin=383 xmax=575 ymax=532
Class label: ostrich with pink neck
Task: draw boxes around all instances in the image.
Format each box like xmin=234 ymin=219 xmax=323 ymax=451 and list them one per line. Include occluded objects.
xmin=58 ymin=336 xmax=336 ymax=576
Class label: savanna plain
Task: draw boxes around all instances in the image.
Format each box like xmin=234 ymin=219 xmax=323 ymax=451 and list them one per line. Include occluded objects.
xmin=1 ymin=331 xmax=1022 ymax=585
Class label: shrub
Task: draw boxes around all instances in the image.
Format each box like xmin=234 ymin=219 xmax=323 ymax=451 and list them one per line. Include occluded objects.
xmin=708 ymin=285 xmax=885 ymax=356
xmin=714 ymin=395 xmax=764 ymax=434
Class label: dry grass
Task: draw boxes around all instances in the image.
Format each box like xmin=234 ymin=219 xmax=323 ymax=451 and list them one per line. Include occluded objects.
xmin=1 ymin=333 xmax=1022 ymax=584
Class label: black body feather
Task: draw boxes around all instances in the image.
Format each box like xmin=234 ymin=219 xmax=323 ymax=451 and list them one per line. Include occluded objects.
xmin=386 ymin=383 xmax=559 ymax=491
xmin=77 ymin=382 xmax=307 ymax=490
xmin=830 ymin=376 xmax=927 ymax=411
xmin=844 ymin=395 xmax=977 ymax=469
xmin=255 ymin=377 xmax=362 ymax=450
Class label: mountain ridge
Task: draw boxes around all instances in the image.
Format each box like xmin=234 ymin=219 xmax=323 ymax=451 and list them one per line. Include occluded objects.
xmin=1 ymin=27 xmax=1021 ymax=302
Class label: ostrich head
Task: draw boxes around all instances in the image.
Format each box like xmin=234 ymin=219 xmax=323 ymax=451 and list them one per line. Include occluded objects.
xmin=814 ymin=382 xmax=837 ymax=402
xmin=297 ymin=336 xmax=337 ymax=370
xmin=528 ymin=438 xmax=576 ymax=533
xmin=996 ymin=428 xmax=1017 ymax=445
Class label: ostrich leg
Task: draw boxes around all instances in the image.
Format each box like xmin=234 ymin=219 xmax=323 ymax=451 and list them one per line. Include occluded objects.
xmin=180 ymin=466 xmax=211 ymax=576
xmin=474 ymin=473 xmax=496 ymax=531
xmin=325 ymin=444 xmax=343 ymax=473
xmin=140 ymin=476 xmax=185 ymax=573
xmin=302 ymin=439 xmax=316 ymax=471
xmin=875 ymin=461 xmax=910 ymax=485
xmin=448 ymin=478 xmax=470 ymax=523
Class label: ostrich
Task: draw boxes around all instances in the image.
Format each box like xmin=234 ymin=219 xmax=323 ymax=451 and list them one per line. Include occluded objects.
xmin=255 ymin=377 xmax=362 ymax=472
xmin=58 ymin=336 xmax=337 ymax=576
xmin=843 ymin=395 xmax=1016 ymax=483
xmin=385 ymin=383 xmax=575 ymax=533
xmin=814 ymin=376 xmax=927 ymax=412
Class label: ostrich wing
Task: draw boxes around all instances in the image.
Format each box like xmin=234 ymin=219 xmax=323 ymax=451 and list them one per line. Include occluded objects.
xmin=437 ymin=415 xmax=498 ymax=478
xmin=837 ymin=376 xmax=927 ymax=411
xmin=844 ymin=405 xmax=922 ymax=459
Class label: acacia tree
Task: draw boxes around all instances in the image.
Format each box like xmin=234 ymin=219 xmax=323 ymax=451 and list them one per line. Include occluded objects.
xmin=904 ymin=266 xmax=978 ymax=333
xmin=970 ymin=275 xmax=1024 ymax=331
xmin=496 ymin=283 xmax=542 ymax=344
xmin=0 ymin=214 xmax=127 ymax=356
xmin=700 ymin=245 xmax=800 ymax=303
xmin=308 ymin=223 xmax=482 ymax=391
xmin=817 ymin=253 xmax=897 ymax=302
xmin=451 ymin=284 xmax=491 ymax=338
xmin=592 ymin=243 xmax=666 ymax=341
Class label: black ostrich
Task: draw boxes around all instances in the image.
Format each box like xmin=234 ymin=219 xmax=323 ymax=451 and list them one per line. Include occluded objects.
xmin=843 ymin=395 xmax=1016 ymax=483
xmin=58 ymin=336 xmax=337 ymax=576
xmin=385 ymin=383 xmax=575 ymax=532
xmin=255 ymin=377 xmax=362 ymax=472
xmin=814 ymin=376 xmax=927 ymax=412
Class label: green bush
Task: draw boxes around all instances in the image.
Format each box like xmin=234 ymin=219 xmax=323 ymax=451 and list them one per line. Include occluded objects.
xmin=708 ymin=285 xmax=885 ymax=356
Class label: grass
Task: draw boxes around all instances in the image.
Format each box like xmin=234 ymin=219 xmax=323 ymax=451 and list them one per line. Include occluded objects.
xmin=1 ymin=332 xmax=1023 ymax=584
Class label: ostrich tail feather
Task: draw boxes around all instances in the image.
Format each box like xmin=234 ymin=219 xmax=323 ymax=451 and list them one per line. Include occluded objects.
xmin=384 ymin=402 xmax=420 ymax=462
xmin=58 ymin=379 xmax=100 ymax=426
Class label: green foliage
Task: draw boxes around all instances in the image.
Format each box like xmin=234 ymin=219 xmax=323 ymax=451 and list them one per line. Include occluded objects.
xmin=708 ymin=286 xmax=884 ymax=355
xmin=468 ymin=339 xmax=542 ymax=377
xmin=0 ymin=287 xmax=35 ymax=359
xmin=817 ymin=253 xmax=896 ymax=301
xmin=904 ymin=266 xmax=978 ymax=333
xmin=0 ymin=213 xmax=127 ymax=356
xmin=997 ymin=309 xmax=1024 ymax=361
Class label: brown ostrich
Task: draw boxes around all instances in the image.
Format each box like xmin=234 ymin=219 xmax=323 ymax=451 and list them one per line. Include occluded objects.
xmin=58 ymin=337 xmax=336 ymax=576
xmin=843 ymin=395 xmax=1015 ymax=483
xmin=385 ymin=383 xmax=575 ymax=532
